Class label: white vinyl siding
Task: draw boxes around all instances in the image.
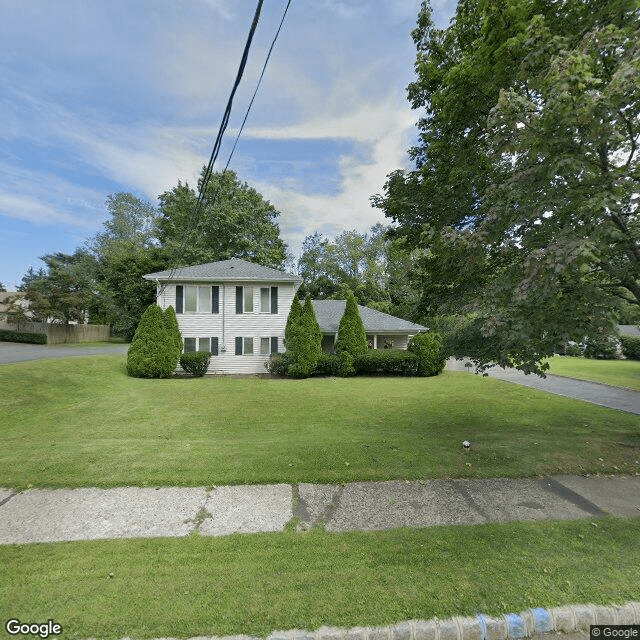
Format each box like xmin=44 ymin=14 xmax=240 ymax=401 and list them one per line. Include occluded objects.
xmin=156 ymin=282 xmax=296 ymax=374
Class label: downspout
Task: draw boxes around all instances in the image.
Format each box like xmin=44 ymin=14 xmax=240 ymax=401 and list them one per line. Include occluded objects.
xmin=221 ymin=283 xmax=226 ymax=351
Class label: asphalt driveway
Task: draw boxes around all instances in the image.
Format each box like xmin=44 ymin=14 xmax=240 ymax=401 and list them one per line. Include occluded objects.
xmin=0 ymin=341 xmax=128 ymax=364
xmin=446 ymin=357 xmax=640 ymax=415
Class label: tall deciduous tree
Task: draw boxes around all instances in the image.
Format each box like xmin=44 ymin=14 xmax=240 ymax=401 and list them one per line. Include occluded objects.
xmin=88 ymin=192 xmax=165 ymax=339
xmin=297 ymin=224 xmax=391 ymax=308
xmin=157 ymin=169 xmax=288 ymax=269
xmin=19 ymin=250 xmax=97 ymax=324
xmin=374 ymin=0 xmax=640 ymax=374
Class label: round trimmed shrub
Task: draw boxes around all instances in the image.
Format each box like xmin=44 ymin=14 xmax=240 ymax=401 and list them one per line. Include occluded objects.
xmin=179 ymin=351 xmax=211 ymax=377
xmin=127 ymin=304 xmax=178 ymax=378
xmin=620 ymin=335 xmax=640 ymax=360
xmin=407 ymin=331 xmax=446 ymax=376
xmin=265 ymin=352 xmax=294 ymax=376
xmin=583 ymin=334 xmax=620 ymax=360
xmin=314 ymin=353 xmax=340 ymax=376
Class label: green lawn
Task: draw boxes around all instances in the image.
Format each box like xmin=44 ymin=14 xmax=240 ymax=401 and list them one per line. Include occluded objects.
xmin=546 ymin=356 xmax=640 ymax=390
xmin=3 ymin=355 xmax=640 ymax=639
xmin=1 ymin=355 xmax=639 ymax=490
xmin=1 ymin=517 xmax=639 ymax=639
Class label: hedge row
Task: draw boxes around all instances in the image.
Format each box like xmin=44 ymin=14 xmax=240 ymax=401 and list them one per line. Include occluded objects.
xmin=267 ymin=339 xmax=445 ymax=378
xmin=0 ymin=329 xmax=47 ymax=344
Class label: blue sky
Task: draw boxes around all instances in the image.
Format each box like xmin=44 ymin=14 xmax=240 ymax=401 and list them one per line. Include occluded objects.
xmin=0 ymin=0 xmax=456 ymax=289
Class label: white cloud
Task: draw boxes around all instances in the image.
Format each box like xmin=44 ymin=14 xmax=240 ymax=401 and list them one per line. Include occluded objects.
xmin=0 ymin=191 xmax=96 ymax=229
xmin=249 ymin=99 xmax=416 ymax=256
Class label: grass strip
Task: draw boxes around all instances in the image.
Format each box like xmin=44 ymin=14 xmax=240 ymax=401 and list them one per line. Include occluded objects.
xmin=546 ymin=356 xmax=640 ymax=390
xmin=2 ymin=517 xmax=639 ymax=639
xmin=1 ymin=356 xmax=639 ymax=489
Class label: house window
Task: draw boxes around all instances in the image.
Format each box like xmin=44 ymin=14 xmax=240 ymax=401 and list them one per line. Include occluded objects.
xmin=235 ymin=336 xmax=254 ymax=355
xmin=260 ymin=337 xmax=279 ymax=355
xmin=176 ymin=285 xmax=219 ymax=313
xmin=184 ymin=337 xmax=218 ymax=355
xmin=260 ymin=288 xmax=270 ymax=312
xmin=236 ymin=286 xmax=253 ymax=313
xmin=260 ymin=287 xmax=278 ymax=314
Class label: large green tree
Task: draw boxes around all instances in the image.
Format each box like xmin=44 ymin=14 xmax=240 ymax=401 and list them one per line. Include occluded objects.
xmin=157 ymin=169 xmax=288 ymax=269
xmin=88 ymin=192 xmax=166 ymax=339
xmin=375 ymin=0 xmax=640 ymax=374
xmin=297 ymin=224 xmax=392 ymax=308
xmin=18 ymin=250 xmax=97 ymax=324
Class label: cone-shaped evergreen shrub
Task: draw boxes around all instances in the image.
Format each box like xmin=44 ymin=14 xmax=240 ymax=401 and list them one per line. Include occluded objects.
xmin=282 ymin=293 xmax=322 ymax=378
xmin=407 ymin=331 xmax=446 ymax=376
xmin=284 ymin=293 xmax=303 ymax=348
xmin=127 ymin=304 xmax=177 ymax=378
xmin=335 ymin=292 xmax=368 ymax=359
xmin=302 ymin=296 xmax=322 ymax=364
xmin=164 ymin=305 xmax=183 ymax=364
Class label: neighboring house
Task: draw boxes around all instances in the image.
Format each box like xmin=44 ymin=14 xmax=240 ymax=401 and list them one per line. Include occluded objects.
xmin=144 ymin=259 xmax=427 ymax=375
xmin=0 ymin=292 xmax=31 ymax=326
xmin=312 ymin=300 xmax=426 ymax=353
xmin=618 ymin=325 xmax=640 ymax=337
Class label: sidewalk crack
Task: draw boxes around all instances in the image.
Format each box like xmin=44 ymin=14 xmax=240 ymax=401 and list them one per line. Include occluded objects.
xmin=539 ymin=477 xmax=607 ymax=516
xmin=0 ymin=491 xmax=18 ymax=508
xmin=451 ymin=480 xmax=491 ymax=521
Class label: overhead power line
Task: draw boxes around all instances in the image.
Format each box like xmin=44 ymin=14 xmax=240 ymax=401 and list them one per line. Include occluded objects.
xmin=159 ymin=0 xmax=293 ymax=297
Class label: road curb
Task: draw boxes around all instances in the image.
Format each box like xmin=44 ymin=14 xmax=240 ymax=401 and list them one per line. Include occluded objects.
xmin=114 ymin=601 xmax=640 ymax=640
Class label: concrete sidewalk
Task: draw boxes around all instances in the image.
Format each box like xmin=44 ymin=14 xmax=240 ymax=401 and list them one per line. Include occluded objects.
xmin=445 ymin=358 xmax=640 ymax=415
xmin=1 ymin=475 xmax=639 ymax=544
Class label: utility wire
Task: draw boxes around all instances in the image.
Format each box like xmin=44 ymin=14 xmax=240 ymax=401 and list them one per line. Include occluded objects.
xmin=223 ymin=0 xmax=293 ymax=173
xmin=158 ymin=0 xmax=293 ymax=300
xmin=159 ymin=0 xmax=265 ymax=295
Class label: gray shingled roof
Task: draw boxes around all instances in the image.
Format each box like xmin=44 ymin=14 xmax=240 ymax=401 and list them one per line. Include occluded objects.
xmin=143 ymin=259 xmax=300 ymax=283
xmin=312 ymin=300 xmax=426 ymax=334
xmin=618 ymin=325 xmax=640 ymax=337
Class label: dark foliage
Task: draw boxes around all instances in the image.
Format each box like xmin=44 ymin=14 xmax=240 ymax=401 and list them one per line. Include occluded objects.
xmin=353 ymin=350 xmax=420 ymax=376
xmin=0 ymin=330 xmax=47 ymax=344
xmin=407 ymin=331 xmax=446 ymax=376
xmin=126 ymin=304 xmax=178 ymax=378
xmin=619 ymin=335 xmax=640 ymax=360
xmin=179 ymin=351 xmax=211 ymax=377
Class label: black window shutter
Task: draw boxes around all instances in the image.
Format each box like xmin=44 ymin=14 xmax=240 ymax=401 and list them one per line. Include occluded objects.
xmin=176 ymin=285 xmax=183 ymax=314
xmin=271 ymin=287 xmax=278 ymax=314
xmin=212 ymin=286 xmax=219 ymax=314
xmin=235 ymin=337 xmax=243 ymax=355
xmin=236 ymin=286 xmax=243 ymax=314
xmin=211 ymin=337 xmax=219 ymax=356
xmin=271 ymin=336 xmax=278 ymax=354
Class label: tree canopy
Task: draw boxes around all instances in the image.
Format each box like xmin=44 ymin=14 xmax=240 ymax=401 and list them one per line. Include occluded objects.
xmin=296 ymin=224 xmax=393 ymax=309
xmin=374 ymin=0 xmax=640 ymax=374
xmin=157 ymin=168 xmax=288 ymax=269
xmin=14 ymin=170 xmax=290 ymax=337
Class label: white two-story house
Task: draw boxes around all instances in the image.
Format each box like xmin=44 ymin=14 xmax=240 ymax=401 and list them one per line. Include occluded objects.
xmin=144 ymin=259 xmax=301 ymax=374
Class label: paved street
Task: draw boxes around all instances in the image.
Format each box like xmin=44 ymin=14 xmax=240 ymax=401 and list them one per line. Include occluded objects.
xmin=0 ymin=340 xmax=128 ymax=364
